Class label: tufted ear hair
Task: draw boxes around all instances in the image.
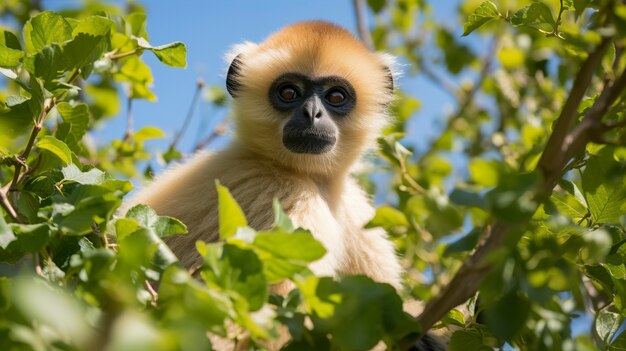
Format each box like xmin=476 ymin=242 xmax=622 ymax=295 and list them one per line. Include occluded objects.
xmin=226 ymin=54 xmax=243 ymax=98
xmin=224 ymin=42 xmax=258 ymax=98
xmin=376 ymin=52 xmax=400 ymax=95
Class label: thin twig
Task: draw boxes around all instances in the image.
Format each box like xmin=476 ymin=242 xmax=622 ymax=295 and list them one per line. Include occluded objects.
xmin=417 ymin=37 xmax=499 ymax=164
xmin=123 ymin=93 xmax=133 ymax=142
xmin=352 ymin=0 xmax=375 ymax=50
xmin=144 ymin=280 xmax=158 ymax=306
xmin=0 ymin=185 xmax=19 ymax=222
xmin=170 ymin=79 xmax=205 ymax=150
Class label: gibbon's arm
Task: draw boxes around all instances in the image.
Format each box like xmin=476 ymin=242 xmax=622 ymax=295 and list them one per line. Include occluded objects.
xmin=336 ymin=178 xmax=403 ymax=289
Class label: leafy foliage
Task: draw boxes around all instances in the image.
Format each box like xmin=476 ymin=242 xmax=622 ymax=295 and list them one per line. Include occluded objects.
xmin=0 ymin=0 xmax=626 ymax=350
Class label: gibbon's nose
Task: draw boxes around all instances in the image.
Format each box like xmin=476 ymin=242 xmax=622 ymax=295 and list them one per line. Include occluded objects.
xmin=303 ymin=96 xmax=323 ymax=121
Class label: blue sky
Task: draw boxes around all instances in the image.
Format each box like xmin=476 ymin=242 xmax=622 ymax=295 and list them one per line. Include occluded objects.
xmin=37 ymin=0 xmax=463 ymax=159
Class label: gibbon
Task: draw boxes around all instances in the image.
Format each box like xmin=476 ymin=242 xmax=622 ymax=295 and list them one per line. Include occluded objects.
xmin=123 ymin=21 xmax=444 ymax=350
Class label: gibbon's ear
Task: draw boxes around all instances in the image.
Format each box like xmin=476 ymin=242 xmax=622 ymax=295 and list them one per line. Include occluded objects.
xmin=383 ymin=65 xmax=394 ymax=93
xmin=226 ymin=53 xmax=243 ymax=98
xmin=377 ymin=52 xmax=399 ymax=95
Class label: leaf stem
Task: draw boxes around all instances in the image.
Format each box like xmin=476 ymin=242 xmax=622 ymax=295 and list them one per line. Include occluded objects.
xmin=108 ymin=48 xmax=142 ymax=60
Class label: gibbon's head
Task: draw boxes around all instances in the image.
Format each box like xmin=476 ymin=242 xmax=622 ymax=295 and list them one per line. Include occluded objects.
xmin=226 ymin=21 xmax=395 ymax=176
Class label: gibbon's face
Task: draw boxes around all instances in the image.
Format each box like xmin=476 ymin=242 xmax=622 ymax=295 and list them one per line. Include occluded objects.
xmin=226 ymin=21 xmax=394 ymax=176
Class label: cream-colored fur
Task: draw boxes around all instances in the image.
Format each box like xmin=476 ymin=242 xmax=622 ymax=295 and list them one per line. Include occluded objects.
xmin=122 ymin=21 xmax=405 ymax=349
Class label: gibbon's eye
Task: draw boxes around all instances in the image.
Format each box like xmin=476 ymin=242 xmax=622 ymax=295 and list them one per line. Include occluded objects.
xmin=278 ymin=85 xmax=299 ymax=102
xmin=325 ymin=88 xmax=346 ymax=106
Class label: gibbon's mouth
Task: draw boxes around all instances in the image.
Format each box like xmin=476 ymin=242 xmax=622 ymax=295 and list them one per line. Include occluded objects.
xmin=282 ymin=130 xmax=336 ymax=154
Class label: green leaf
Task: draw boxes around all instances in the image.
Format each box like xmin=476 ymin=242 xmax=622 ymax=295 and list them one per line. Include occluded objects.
xmin=254 ymin=229 xmax=326 ymax=283
xmin=463 ymin=1 xmax=501 ymax=36
xmin=469 ymin=158 xmax=501 ymax=187
xmin=9 ymin=223 xmax=51 ymax=252
xmin=61 ymin=164 xmax=106 ymax=185
xmin=0 ymin=45 xmax=23 ymax=67
xmin=63 ymin=32 xmax=110 ymax=72
xmin=136 ymin=38 xmax=187 ymax=68
xmin=308 ymin=276 xmax=412 ymax=351
xmin=133 ymin=126 xmax=164 ymax=142
xmin=199 ymin=243 xmax=267 ymax=311
xmin=367 ymin=0 xmax=386 ymax=13
xmin=366 ymin=206 xmax=409 ymax=235
xmin=582 ymin=149 xmax=626 ymax=224
xmin=55 ymin=102 xmax=90 ymax=151
xmin=273 ymin=198 xmax=294 ymax=232
xmin=449 ymin=188 xmax=487 ymax=208
xmin=444 ymin=228 xmax=481 ymax=256
xmin=0 ymin=30 xmax=21 ymax=50
xmin=511 ymin=2 xmax=556 ymax=28
xmin=483 ymin=290 xmax=530 ymax=340
xmin=72 ymin=15 xmax=114 ymax=37
xmin=254 ymin=230 xmax=326 ymax=263
xmin=0 ymin=216 xmax=16 ymax=250
xmin=12 ymin=276 xmax=92 ymax=348
xmin=126 ymin=204 xmax=187 ymax=238
xmin=215 ymin=181 xmax=247 ymax=239
xmin=23 ymin=43 xmax=66 ymax=82
xmin=596 ymin=308 xmax=623 ymax=345
xmin=449 ymin=329 xmax=492 ymax=351
xmin=36 ymin=135 xmax=72 ymax=165
xmin=125 ymin=12 xmax=149 ymax=39
xmin=23 ymin=11 xmax=72 ymax=54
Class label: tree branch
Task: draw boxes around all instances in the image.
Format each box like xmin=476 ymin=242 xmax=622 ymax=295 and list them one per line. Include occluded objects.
xmin=352 ymin=0 xmax=375 ymax=50
xmin=406 ymin=35 xmax=619 ymax=348
xmin=536 ymin=36 xmax=611 ymax=182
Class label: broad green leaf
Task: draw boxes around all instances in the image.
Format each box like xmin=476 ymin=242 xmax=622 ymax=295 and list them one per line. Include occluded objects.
xmin=0 ymin=216 xmax=16 ymax=249
xmin=199 ymin=243 xmax=267 ymax=311
xmin=0 ymin=45 xmax=23 ymax=67
xmin=135 ymin=37 xmax=186 ymax=68
xmin=61 ymin=164 xmax=106 ymax=185
xmin=133 ymin=126 xmax=164 ymax=142
xmin=469 ymin=158 xmax=500 ymax=187
xmin=308 ymin=276 xmax=411 ymax=351
xmin=56 ymin=102 xmax=90 ymax=151
xmin=36 ymin=135 xmax=72 ymax=165
xmin=72 ymin=15 xmax=114 ymax=37
xmin=0 ymin=30 xmax=21 ymax=50
xmin=125 ymin=204 xmax=187 ymax=238
xmin=9 ymin=223 xmax=51 ymax=252
xmin=582 ymin=149 xmax=626 ymax=224
xmin=444 ymin=228 xmax=481 ymax=256
xmin=367 ymin=0 xmax=386 ymax=13
xmin=215 ymin=181 xmax=247 ymax=239
xmin=23 ymin=43 xmax=66 ymax=81
xmin=120 ymin=226 xmax=178 ymax=272
xmin=463 ymin=1 xmax=501 ymax=36
xmin=12 ymin=276 xmax=92 ymax=348
xmin=254 ymin=230 xmax=326 ymax=263
xmin=273 ymin=198 xmax=294 ymax=232
xmin=23 ymin=11 xmax=72 ymax=54
xmin=449 ymin=188 xmax=487 ymax=208
xmin=596 ymin=308 xmax=623 ymax=345
xmin=63 ymin=33 xmax=110 ymax=72
xmin=511 ymin=2 xmax=556 ymax=28
xmin=366 ymin=206 xmax=409 ymax=235
xmin=483 ymin=290 xmax=530 ymax=340
xmin=449 ymin=329 xmax=491 ymax=351
xmin=125 ymin=12 xmax=149 ymax=39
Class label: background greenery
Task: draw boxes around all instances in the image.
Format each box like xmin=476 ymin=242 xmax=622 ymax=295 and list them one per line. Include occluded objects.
xmin=1 ymin=0 xmax=626 ymax=350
